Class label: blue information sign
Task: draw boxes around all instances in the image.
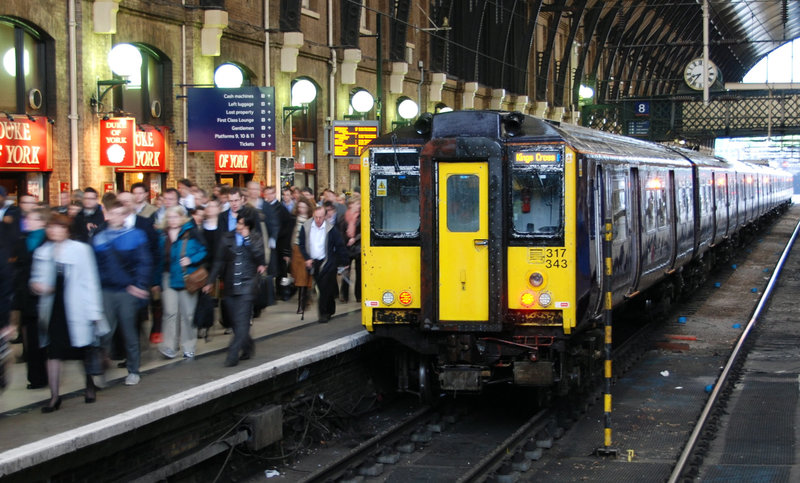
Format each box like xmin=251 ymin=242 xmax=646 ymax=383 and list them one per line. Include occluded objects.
xmin=634 ymin=101 xmax=650 ymax=116
xmin=187 ymin=87 xmax=275 ymax=151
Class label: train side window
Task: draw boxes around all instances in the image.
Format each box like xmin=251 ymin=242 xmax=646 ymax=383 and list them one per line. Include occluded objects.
xmin=370 ymin=150 xmax=420 ymax=239
xmin=446 ymin=175 xmax=479 ymax=232
xmin=611 ymin=174 xmax=627 ymax=242
xmin=644 ymin=190 xmax=655 ymax=231
xmin=656 ymin=188 xmax=667 ymax=227
xmin=679 ymin=184 xmax=690 ymax=223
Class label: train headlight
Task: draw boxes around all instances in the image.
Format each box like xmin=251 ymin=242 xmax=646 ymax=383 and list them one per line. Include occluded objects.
xmin=529 ymin=272 xmax=544 ymax=287
xmin=521 ymin=292 xmax=536 ymax=307
xmin=382 ymin=291 xmax=395 ymax=305
xmin=538 ymin=292 xmax=552 ymax=307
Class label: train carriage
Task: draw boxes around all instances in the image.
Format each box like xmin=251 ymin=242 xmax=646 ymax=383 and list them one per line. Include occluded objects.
xmin=360 ymin=110 xmax=791 ymax=395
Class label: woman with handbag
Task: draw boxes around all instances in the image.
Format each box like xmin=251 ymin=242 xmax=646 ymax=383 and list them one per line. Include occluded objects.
xmin=154 ymin=205 xmax=207 ymax=360
xmin=204 ymin=206 xmax=265 ymax=366
xmin=30 ymin=214 xmax=108 ymax=412
xmin=289 ymin=197 xmax=315 ymax=315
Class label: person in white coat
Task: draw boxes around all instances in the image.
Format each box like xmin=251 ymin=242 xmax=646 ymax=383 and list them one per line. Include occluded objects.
xmin=30 ymin=214 xmax=107 ymax=412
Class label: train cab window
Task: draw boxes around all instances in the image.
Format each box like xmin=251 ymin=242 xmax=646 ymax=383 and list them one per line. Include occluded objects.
xmin=509 ymin=156 xmax=564 ymax=242
xmin=369 ymin=150 xmax=420 ymax=239
xmin=446 ymin=175 xmax=479 ymax=232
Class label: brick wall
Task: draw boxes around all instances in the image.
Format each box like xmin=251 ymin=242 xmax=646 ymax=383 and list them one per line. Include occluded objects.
xmin=0 ymin=0 xmax=496 ymax=199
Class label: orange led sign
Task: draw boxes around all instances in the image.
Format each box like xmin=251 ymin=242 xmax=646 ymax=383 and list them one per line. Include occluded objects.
xmin=332 ymin=121 xmax=379 ymax=158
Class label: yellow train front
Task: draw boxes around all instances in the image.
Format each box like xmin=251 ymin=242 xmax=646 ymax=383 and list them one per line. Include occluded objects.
xmin=361 ymin=110 xmax=590 ymax=396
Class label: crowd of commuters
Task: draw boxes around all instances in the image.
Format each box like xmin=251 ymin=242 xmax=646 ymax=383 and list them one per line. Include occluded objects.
xmin=0 ymin=180 xmax=360 ymax=410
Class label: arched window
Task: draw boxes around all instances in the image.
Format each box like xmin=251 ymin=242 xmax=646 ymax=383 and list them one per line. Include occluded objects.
xmin=110 ymin=43 xmax=171 ymax=124
xmin=0 ymin=17 xmax=52 ymax=115
xmin=290 ymin=77 xmax=319 ymax=190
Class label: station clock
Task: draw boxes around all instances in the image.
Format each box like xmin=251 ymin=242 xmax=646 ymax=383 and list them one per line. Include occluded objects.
xmin=683 ymin=58 xmax=720 ymax=91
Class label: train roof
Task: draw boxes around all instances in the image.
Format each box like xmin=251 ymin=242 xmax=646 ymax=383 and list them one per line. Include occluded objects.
xmin=367 ymin=110 xmax=791 ymax=177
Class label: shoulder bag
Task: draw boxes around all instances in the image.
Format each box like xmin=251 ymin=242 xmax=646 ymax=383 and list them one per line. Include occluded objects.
xmin=181 ymin=232 xmax=208 ymax=294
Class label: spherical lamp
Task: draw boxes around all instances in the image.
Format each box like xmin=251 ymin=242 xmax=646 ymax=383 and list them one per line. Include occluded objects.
xmin=350 ymin=89 xmax=374 ymax=113
xmin=108 ymin=43 xmax=142 ymax=77
xmin=397 ymin=97 xmax=419 ymax=120
xmin=291 ymin=78 xmax=317 ymax=105
xmin=214 ymin=63 xmax=245 ymax=88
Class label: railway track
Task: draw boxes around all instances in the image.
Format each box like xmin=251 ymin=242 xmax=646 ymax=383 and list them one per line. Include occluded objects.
xmin=292 ymin=320 xmax=658 ymax=483
xmin=668 ymin=218 xmax=800 ymax=483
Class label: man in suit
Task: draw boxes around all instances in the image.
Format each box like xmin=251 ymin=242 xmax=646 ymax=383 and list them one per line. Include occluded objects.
xmin=298 ymin=206 xmax=348 ymax=323
xmin=131 ymin=182 xmax=157 ymax=219
xmin=205 ymin=206 xmax=266 ymax=366
xmin=219 ymin=187 xmax=245 ymax=233
xmin=72 ymin=187 xmax=105 ymax=242
xmin=217 ymin=187 xmax=246 ymax=329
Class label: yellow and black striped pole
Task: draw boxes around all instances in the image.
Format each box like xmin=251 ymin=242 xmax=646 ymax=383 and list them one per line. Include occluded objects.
xmin=596 ymin=218 xmax=618 ymax=456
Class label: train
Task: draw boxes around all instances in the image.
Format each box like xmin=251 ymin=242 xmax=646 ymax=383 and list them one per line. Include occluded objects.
xmin=359 ymin=110 xmax=792 ymax=396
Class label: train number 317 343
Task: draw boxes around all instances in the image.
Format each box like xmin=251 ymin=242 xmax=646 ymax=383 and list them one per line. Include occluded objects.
xmin=545 ymin=248 xmax=567 ymax=268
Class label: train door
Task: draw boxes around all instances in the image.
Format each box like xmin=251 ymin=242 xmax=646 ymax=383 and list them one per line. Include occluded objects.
xmin=607 ymin=166 xmax=635 ymax=298
xmin=722 ymin=173 xmax=732 ymax=235
xmin=437 ymin=162 xmax=489 ymax=322
xmin=629 ymin=168 xmax=643 ymax=294
xmin=710 ymin=172 xmax=718 ymax=241
xmin=667 ymin=171 xmax=678 ymax=269
xmin=592 ymin=165 xmax=605 ymax=315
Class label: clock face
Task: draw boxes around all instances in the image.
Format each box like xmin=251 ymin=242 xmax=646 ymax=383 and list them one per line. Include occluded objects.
xmin=684 ymin=58 xmax=718 ymax=90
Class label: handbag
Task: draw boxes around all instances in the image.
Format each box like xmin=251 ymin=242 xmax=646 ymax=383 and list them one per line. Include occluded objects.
xmin=252 ymin=221 xmax=276 ymax=310
xmin=253 ymin=273 xmax=277 ymax=311
xmin=181 ymin=233 xmax=208 ymax=294
xmin=193 ymin=292 xmax=215 ymax=329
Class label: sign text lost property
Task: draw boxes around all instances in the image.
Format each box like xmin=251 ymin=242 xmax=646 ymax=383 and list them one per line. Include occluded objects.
xmin=187 ymin=87 xmax=276 ymax=152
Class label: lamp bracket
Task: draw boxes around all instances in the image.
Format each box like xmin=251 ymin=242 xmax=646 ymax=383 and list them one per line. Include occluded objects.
xmin=282 ymin=105 xmax=307 ymax=125
xmin=92 ymin=79 xmax=129 ymax=114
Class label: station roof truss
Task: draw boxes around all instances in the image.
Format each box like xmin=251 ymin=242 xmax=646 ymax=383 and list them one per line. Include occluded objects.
xmin=407 ymin=0 xmax=800 ymax=105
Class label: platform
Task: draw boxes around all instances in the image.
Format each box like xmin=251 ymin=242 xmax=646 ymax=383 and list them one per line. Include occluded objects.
xmin=0 ymin=295 xmax=368 ymax=477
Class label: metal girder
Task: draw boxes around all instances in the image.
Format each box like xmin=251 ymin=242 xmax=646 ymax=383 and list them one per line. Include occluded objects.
xmin=599 ymin=4 xmax=634 ymax=101
xmin=591 ymin=1 xmax=621 ymax=102
xmin=571 ymin=3 xmax=602 ymax=106
xmin=535 ymin=0 xmax=566 ymax=101
xmin=554 ymin=0 xmax=587 ymax=108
